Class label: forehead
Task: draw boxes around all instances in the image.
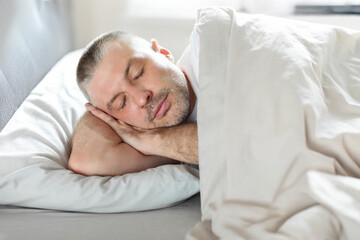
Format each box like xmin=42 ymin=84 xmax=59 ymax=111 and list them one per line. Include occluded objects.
xmin=91 ymin=38 xmax=150 ymax=81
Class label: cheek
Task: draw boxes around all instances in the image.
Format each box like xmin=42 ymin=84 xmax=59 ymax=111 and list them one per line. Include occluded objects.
xmin=112 ymin=106 xmax=146 ymax=124
xmin=148 ymin=60 xmax=173 ymax=82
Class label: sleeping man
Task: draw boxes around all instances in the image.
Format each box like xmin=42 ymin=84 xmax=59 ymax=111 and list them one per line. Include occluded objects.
xmin=67 ymin=7 xmax=360 ymax=238
xmin=68 ymin=30 xmax=199 ymax=176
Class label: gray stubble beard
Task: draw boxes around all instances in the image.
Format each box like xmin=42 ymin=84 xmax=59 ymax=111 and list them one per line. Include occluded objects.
xmin=146 ymin=70 xmax=190 ymax=129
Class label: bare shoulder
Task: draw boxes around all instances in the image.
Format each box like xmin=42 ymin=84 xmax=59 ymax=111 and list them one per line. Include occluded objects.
xmin=68 ymin=111 xmax=123 ymax=175
xmin=72 ymin=111 xmax=122 ymax=148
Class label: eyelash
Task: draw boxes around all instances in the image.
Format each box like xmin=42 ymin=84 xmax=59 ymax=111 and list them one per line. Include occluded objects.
xmin=120 ymin=96 xmax=127 ymax=109
xmin=135 ymin=68 xmax=144 ymax=80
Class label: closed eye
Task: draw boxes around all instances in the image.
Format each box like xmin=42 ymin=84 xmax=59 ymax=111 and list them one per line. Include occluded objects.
xmin=120 ymin=96 xmax=127 ymax=109
xmin=134 ymin=68 xmax=144 ymax=80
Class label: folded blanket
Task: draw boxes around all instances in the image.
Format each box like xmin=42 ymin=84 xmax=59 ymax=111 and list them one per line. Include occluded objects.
xmin=188 ymin=7 xmax=360 ymax=240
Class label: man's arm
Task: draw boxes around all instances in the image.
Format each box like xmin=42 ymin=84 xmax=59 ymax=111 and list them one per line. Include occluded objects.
xmin=68 ymin=111 xmax=178 ymax=176
xmin=149 ymin=122 xmax=198 ymax=164
xmin=85 ymin=104 xmax=199 ymax=165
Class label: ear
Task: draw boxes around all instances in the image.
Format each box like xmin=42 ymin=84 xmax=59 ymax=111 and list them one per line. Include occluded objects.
xmin=151 ymin=39 xmax=175 ymax=63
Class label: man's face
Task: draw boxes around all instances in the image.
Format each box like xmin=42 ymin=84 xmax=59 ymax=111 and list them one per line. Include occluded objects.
xmin=86 ymin=40 xmax=190 ymax=129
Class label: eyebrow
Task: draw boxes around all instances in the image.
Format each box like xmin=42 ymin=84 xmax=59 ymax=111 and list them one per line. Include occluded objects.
xmin=106 ymin=57 xmax=136 ymax=110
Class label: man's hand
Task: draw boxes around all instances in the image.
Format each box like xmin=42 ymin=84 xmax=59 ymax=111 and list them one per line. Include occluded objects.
xmin=68 ymin=111 xmax=178 ymax=176
xmin=85 ymin=103 xmax=198 ymax=164
xmin=85 ymin=103 xmax=158 ymax=156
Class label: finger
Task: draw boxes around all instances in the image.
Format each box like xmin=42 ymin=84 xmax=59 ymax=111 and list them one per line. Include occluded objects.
xmin=84 ymin=104 xmax=132 ymax=136
xmin=85 ymin=104 xmax=97 ymax=115
xmin=85 ymin=104 xmax=103 ymax=118
xmin=85 ymin=104 xmax=118 ymax=127
xmin=84 ymin=103 xmax=106 ymax=119
xmin=132 ymin=125 xmax=146 ymax=132
xmin=85 ymin=103 xmax=93 ymax=110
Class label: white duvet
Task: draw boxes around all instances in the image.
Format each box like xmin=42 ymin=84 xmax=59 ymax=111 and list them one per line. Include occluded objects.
xmin=187 ymin=7 xmax=360 ymax=240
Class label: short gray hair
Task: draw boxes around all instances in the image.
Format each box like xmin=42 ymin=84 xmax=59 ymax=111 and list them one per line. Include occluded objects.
xmin=76 ymin=30 xmax=132 ymax=101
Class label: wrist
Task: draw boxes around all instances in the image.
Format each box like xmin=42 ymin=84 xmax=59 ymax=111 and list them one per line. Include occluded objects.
xmin=150 ymin=128 xmax=165 ymax=156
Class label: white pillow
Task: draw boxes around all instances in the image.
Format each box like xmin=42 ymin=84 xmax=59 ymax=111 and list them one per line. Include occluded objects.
xmin=0 ymin=50 xmax=199 ymax=213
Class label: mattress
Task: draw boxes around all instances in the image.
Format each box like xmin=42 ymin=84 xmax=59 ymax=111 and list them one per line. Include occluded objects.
xmin=0 ymin=194 xmax=200 ymax=240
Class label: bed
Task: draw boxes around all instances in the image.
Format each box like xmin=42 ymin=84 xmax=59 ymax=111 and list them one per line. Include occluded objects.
xmin=0 ymin=1 xmax=201 ymax=239
xmin=3 ymin=1 xmax=360 ymax=239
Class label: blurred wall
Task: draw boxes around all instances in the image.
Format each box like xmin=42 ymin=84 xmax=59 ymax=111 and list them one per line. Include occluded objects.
xmin=69 ymin=0 xmax=360 ymax=60
xmin=69 ymin=0 xmax=195 ymax=60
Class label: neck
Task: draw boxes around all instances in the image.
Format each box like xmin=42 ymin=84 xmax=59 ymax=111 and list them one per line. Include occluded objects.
xmin=184 ymin=73 xmax=196 ymax=119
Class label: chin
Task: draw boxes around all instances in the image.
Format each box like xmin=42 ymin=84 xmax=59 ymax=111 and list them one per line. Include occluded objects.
xmin=148 ymin=117 xmax=179 ymax=129
xmin=160 ymin=112 xmax=188 ymax=128
xmin=147 ymin=98 xmax=190 ymax=129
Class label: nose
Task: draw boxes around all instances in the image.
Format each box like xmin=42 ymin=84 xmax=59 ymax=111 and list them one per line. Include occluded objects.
xmin=129 ymin=86 xmax=152 ymax=108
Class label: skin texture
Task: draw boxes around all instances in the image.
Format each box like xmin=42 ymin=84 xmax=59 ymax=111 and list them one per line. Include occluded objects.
xmin=68 ymin=111 xmax=178 ymax=176
xmin=68 ymin=38 xmax=198 ymax=176
xmin=85 ymin=103 xmax=198 ymax=164
xmin=86 ymin=39 xmax=196 ymax=129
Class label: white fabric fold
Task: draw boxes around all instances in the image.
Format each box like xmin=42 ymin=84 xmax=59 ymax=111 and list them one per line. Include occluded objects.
xmin=189 ymin=7 xmax=360 ymax=239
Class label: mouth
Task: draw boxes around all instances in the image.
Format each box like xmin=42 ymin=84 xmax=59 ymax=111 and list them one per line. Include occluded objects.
xmin=153 ymin=94 xmax=169 ymax=120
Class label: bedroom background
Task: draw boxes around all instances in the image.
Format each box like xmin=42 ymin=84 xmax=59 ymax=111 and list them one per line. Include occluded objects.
xmin=1 ymin=0 xmax=359 ymax=132
xmin=0 ymin=1 xmax=359 ymax=240
xmin=70 ymin=0 xmax=360 ymax=61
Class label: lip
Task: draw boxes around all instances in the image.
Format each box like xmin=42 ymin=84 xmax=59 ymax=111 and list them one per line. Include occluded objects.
xmin=154 ymin=95 xmax=168 ymax=120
